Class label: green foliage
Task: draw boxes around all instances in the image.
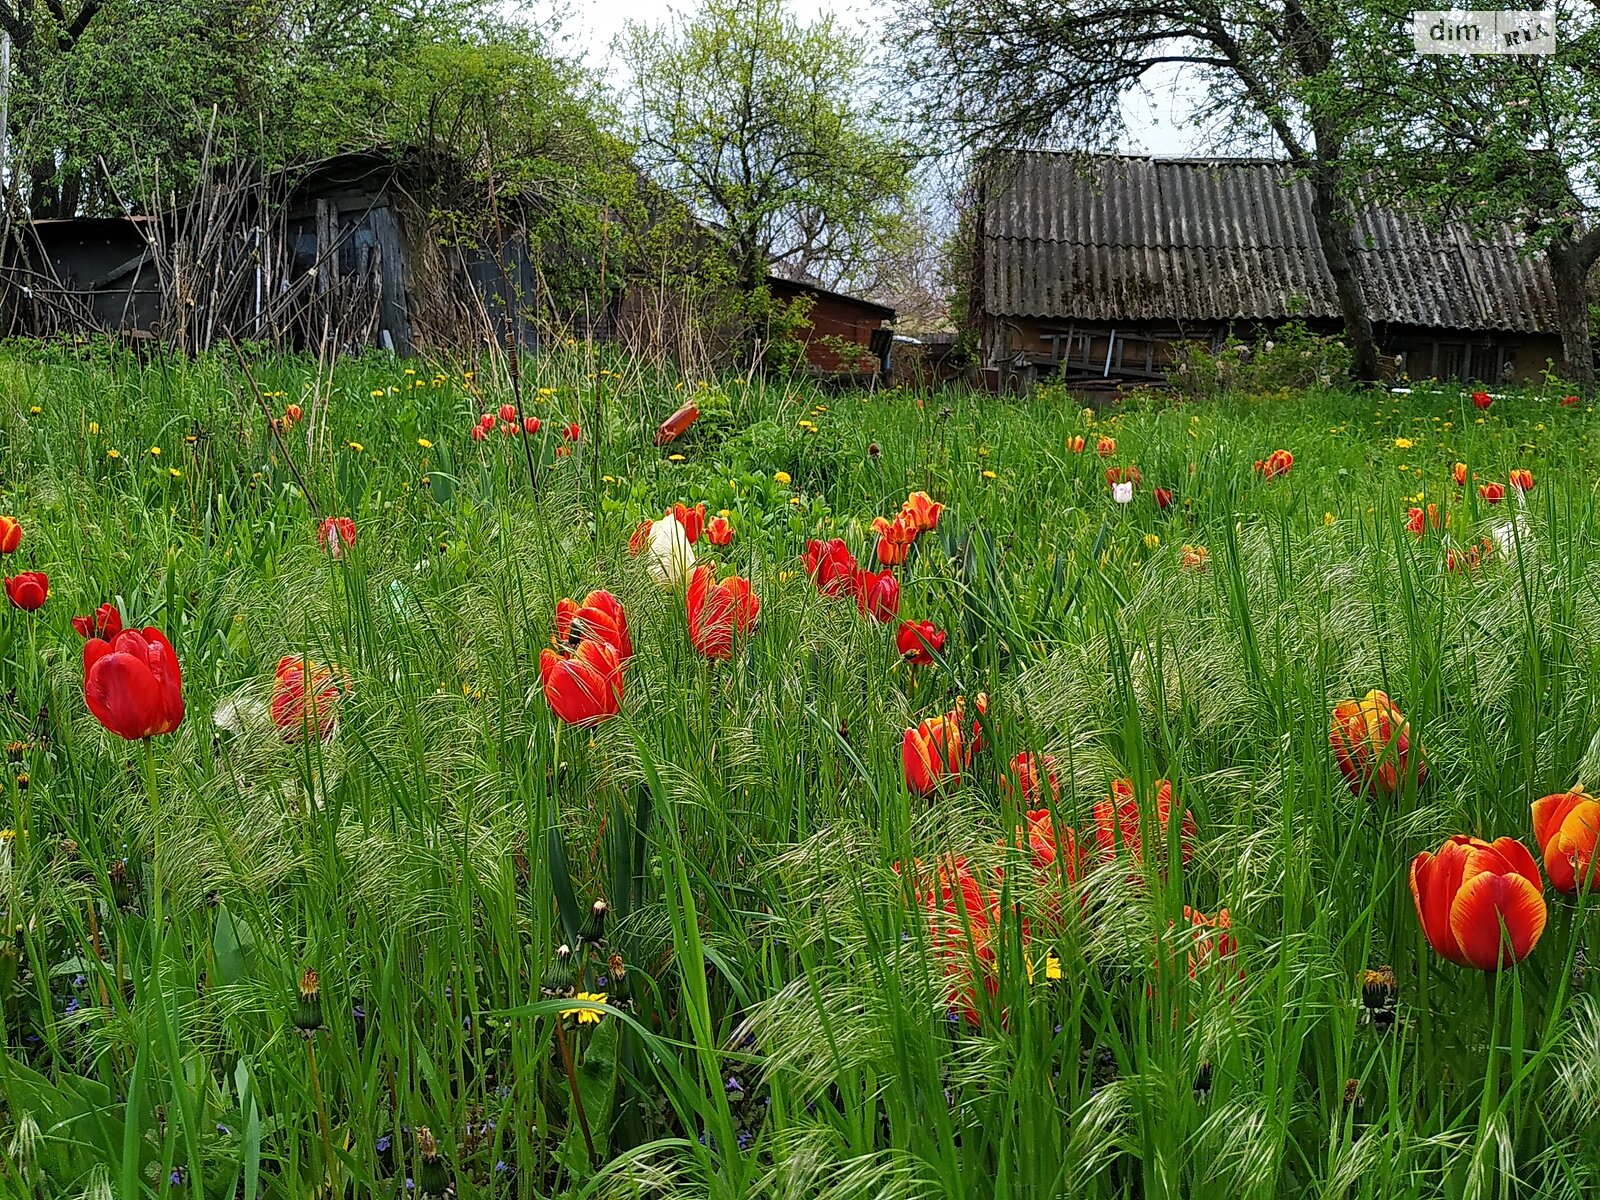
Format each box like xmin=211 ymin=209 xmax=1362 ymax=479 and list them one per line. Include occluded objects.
xmin=1169 ymin=323 xmax=1356 ymax=401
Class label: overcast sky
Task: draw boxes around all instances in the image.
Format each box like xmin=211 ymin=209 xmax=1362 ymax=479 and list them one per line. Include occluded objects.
xmin=526 ymin=0 xmax=1203 ymax=156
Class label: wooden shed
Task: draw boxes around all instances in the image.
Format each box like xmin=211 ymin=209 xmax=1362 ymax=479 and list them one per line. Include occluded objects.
xmin=767 ymin=274 xmax=895 ymax=377
xmin=977 ymin=152 xmax=1565 ymax=387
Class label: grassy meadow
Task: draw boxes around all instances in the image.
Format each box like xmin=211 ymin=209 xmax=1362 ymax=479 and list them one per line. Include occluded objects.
xmin=3 ymin=339 xmax=1600 ymax=1198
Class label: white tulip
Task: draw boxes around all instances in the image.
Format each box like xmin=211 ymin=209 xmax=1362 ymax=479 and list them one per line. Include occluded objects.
xmin=1112 ymin=481 xmax=1134 ymax=505
xmin=646 ymin=513 xmax=696 ymax=588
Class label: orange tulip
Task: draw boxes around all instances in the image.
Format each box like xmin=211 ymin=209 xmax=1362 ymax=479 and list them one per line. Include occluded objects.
xmin=554 ymin=589 xmax=632 ymax=661
xmin=1180 ymin=544 xmax=1210 ymax=572
xmin=1253 ymin=449 xmax=1294 ymax=480
xmin=1105 ymin=465 xmax=1142 ymax=487
xmin=270 ymin=656 xmax=343 ymax=742
xmin=1067 ymin=436 xmax=1085 ymax=454
xmin=1453 ymin=462 xmax=1468 ymax=487
xmin=1093 ymin=779 xmax=1195 ymax=868
xmin=1531 ymin=786 xmax=1600 ymax=894
xmin=539 ymin=639 xmax=623 ymax=725
xmin=1330 ymin=690 xmax=1424 ymax=796
xmin=284 ymin=403 xmax=303 ymax=423
xmin=902 ymin=712 xmax=968 ymax=795
xmin=901 ymin=491 xmax=943 ymax=533
xmin=672 ymin=502 xmax=706 ymax=545
xmin=1179 ymin=906 xmax=1239 ymax=983
xmin=655 ymin=401 xmax=699 ymax=445
xmin=0 ymin=516 xmax=20 ymax=554
xmin=872 ymin=512 xmax=917 ymax=566
xmin=1509 ymin=469 xmax=1534 ymax=493
xmin=686 ymin=564 xmax=759 ymax=659
xmin=706 ymin=516 xmax=733 ymax=546
xmin=1405 ymin=504 xmax=1446 ymax=538
xmin=901 ymin=855 xmax=1000 ymax=1025
xmin=1410 ymin=835 xmax=1546 ymax=970
xmin=1478 ymin=482 xmax=1505 ymax=504
xmin=1003 ymin=752 xmax=1060 ymax=805
xmin=1446 ymin=536 xmax=1495 ymax=575
xmin=1096 ymin=437 xmax=1116 ymax=457
xmin=628 ymin=519 xmax=653 ymax=555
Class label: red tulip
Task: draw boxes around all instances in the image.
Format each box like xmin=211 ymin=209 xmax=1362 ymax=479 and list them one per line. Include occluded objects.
xmin=1478 ymin=482 xmax=1505 ymax=504
xmin=1179 ymin=907 xmax=1239 ymax=984
xmin=672 ymin=503 xmax=706 ymax=545
xmin=1093 ymin=778 xmax=1195 ymax=868
xmin=902 ymin=855 xmax=1000 ymax=1025
xmin=554 ymin=589 xmax=632 ymax=661
xmin=1105 ymin=465 xmax=1142 ymax=487
xmin=5 ymin=571 xmax=47 ymax=611
xmin=1067 ymin=436 xmax=1085 ymax=454
xmin=1253 ymin=449 xmax=1294 ymax=480
xmin=1471 ymin=390 xmax=1492 ymax=410
xmin=73 ymin=603 xmax=122 ymax=640
xmin=479 ymin=412 xmax=496 ymax=430
xmin=629 ymin=519 xmax=653 ymax=556
xmin=1153 ymin=486 xmax=1173 ymax=510
xmin=0 ymin=516 xmax=20 ymax=554
xmin=655 ymin=402 xmax=699 ymax=445
xmin=896 ymin=619 xmax=945 ymax=665
xmin=872 ymin=512 xmax=917 ymax=566
xmin=1531 ymin=786 xmax=1600 ymax=894
xmin=471 ymin=424 xmax=488 ymax=442
xmin=1096 ymin=437 xmax=1116 ymax=457
xmin=1411 ymin=835 xmax=1546 ymax=970
xmin=706 ymin=516 xmax=733 ymax=546
xmin=270 ymin=656 xmax=342 ymax=742
xmin=539 ymin=640 xmax=623 ymax=726
xmin=1446 ymin=536 xmax=1495 ymax=575
xmin=854 ymin=567 xmax=900 ymax=623
xmin=804 ymin=538 xmax=858 ymax=598
xmin=900 ymin=491 xmax=943 ymax=534
xmin=563 ymin=422 xmax=581 ymax=442
xmin=319 ymin=516 xmax=356 ymax=559
xmin=1016 ymin=806 xmax=1076 ymax=877
xmin=686 ymin=564 xmax=759 ymax=659
xmin=1453 ymin=462 xmax=1468 ymax=487
xmin=1004 ymin=752 xmax=1060 ymax=805
xmin=501 ymin=421 xmax=518 ymax=437
xmin=83 ymin=626 xmax=184 ymax=739
xmin=1330 ymin=690 xmax=1424 ymax=796
xmin=1509 ymin=469 xmax=1534 ymax=493
xmin=524 ymin=415 xmax=541 ymax=435
xmin=902 ymin=712 xmax=968 ymax=795
xmin=1405 ymin=504 xmax=1445 ymax=538
xmin=1560 ymin=395 xmax=1579 ymax=407
xmin=498 ymin=404 xmax=517 ymax=423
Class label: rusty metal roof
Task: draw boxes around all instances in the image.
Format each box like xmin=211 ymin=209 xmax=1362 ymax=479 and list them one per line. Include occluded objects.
xmin=982 ymin=154 xmax=1559 ymax=332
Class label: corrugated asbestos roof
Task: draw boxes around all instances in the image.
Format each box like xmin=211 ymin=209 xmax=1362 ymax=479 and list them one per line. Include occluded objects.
xmin=983 ymin=154 xmax=1559 ymax=332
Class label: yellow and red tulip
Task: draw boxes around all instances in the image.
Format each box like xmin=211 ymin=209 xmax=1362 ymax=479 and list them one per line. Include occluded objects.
xmin=1329 ymin=690 xmax=1424 ymax=796
xmin=1531 ymin=786 xmax=1600 ymax=894
xmin=1410 ymin=835 xmax=1546 ymax=970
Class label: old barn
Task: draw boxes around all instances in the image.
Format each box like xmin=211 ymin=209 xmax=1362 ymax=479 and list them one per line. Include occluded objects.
xmin=977 ymin=153 xmax=1564 ymax=388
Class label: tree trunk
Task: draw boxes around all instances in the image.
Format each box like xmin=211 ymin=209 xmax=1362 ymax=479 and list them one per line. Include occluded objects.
xmin=1309 ymin=165 xmax=1380 ymax=382
xmin=1548 ymin=236 xmax=1598 ymax=397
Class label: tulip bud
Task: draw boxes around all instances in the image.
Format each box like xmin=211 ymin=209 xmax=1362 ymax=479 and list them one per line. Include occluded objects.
xmin=295 ymin=968 xmax=324 ymax=1036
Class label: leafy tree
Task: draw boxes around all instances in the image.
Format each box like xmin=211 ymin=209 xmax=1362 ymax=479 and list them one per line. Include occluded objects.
xmin=620 ymin=0 xmax=913 ymax=297
xmin=895 ymin=1 xmax=1396 ymax=381
xmin=1348 ymin=3 xmax=1600 ymax=393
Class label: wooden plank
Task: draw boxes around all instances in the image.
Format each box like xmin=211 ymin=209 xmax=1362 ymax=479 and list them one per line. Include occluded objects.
xmin=84 ymin=248 xmax=153 ymax=290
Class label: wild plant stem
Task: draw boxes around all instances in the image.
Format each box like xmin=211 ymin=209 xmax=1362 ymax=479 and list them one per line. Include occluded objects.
xmin=554 ymin=1021 xmax=598 ymax=1169
xmin=307 ymin=1039 xmax=338 ymax=1187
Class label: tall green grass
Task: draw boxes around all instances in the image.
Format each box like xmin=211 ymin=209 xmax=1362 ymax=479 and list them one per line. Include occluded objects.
xmin=2 ymin=339 xmax=1599 ymax=1197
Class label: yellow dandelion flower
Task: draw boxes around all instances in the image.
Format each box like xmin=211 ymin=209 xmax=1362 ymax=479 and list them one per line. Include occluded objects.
xmin=107 ymin=448 xmax=120 ymax=459
xmin=602 ymin=475 xmax=616 ymax=484
xmin=773 ymin=470 xmax=792 ymax=485
xmin=370 ymin=389 xmax=384 ymax=398
xmin=29 ymin=405 xmax=40 ymax=415
xmin=978 ymin=447 xmax=989 ymax=457
xmin=1324 ymin=511 xmax=1336 ymax=526
xmin=668 ymin=453 xmax=686 ymax=463
xmin=88 ymin=421 xmax=99 ymax=435
xmin=417 ymin=438 xmax=433 ymax=450
xmin=1143 ymin=533 xmax=1160 ymax=549
xmin=168 ymin=467 xmax=181 ymax=478
xmin=149 ymin=446 xmax=161 ymax=457
xmin=348 ymin=441 xmax=364 ymax=453
xmin=560 ymin=992 xmax=607 ymax=1025
xmin=981 ymin=469 xmax=997 ymax=479
xmin=1393 ymin=437 xmax=1413 ymax=449
xmin=788 ymin=496 xmax=802 ymax=506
